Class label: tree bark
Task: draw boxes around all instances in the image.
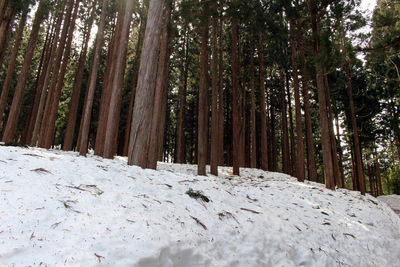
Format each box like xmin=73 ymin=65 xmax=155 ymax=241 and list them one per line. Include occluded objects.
xmin=196 ymin=2 xmax=209 ymax=176
xmin=280 ymin=70 xmax=290 ymax=174
xmin=102 ymin=0 xmax=134 ymax=158
xmin=1 ymin=0 xmax=50 ymax=143
xmin=0 ymin=9 xmax=27 ymax=132
xmin=308 ymin=0 xmax=335 ymax=190
xmin=289 ymin=19 xmax=305 ymax=182
xmin=147 ymin=0 xmax=172 ymax=169
xmin=176 ymin=29 xmax=188 ymax=163
xmin=249 ymin=44 xmax=257 ymax=168
xmin=258 ymin=31 xmax=269 ymax=171
xmin=78 ymin=0 xmax=109 ymax=156
xmin=43 ymin=0 xmax=79 ymax=149
xmin=63 ymin=3 xmax=95 ymax=151
xmin=0 ymin=5 xmax=14 ymax=65
xmin=127 ymin=0 xmax=165 ymax=167
xmin=232 ymin=20 xmax=240 ymax=175
xmin=210 ymin=4 xmax=219 ymax=175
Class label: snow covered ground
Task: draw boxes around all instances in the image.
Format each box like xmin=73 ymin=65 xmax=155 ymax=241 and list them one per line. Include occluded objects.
xmin=0 ymin=146 xmax=399 ymax=266
xmin=378 ymin=195 xmax=400 ymax=216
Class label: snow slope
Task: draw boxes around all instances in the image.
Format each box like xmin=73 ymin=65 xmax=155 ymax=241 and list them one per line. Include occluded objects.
xmin=0 ymin=146 xmax=399 ymax=266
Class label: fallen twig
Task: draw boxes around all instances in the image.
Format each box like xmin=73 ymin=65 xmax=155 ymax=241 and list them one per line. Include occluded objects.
xmin=343 ymin=233 xmax=356 ymax=239
xmin=94 ymin=253 xmax=105 ymax=263
xmin=190 ymin=216 xmax=207 ymax=230
xmin=240 ymin=208 xmax=262 ymax=214
xmin=31 ymin=168 xmax=52 ymax=174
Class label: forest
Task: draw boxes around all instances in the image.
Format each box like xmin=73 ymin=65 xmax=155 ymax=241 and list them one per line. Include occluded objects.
xmin=0 ymin=0 xmax=399 ymax=196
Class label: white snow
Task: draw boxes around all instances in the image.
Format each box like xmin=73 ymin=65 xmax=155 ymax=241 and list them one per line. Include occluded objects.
xmin=0 ymin=146 xmax=399 ymax=266
xmin=378 ymin=195 xmax=400 ymax=215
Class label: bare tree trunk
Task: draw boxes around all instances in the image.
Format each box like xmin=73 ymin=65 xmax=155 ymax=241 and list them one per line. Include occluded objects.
xmin=0 ymin=5 xmax=14 ymax=64
xmin=176 ymin=29 xmax=188 ymax=163
xmin=31 ymin=4 xmax=66 ymax=147
xmin=286 ymin=72 xmax=295 ymax=176
xmin=210 ymin=3 xmax=219 ymax=175
xmin=127 ymin=0 xmax=165 ymax=167
xmin=345 ymin=61 xmax=366 ymax=194
xmin=147 ymin=0 xmax=172 ymax=169
xmin=232 ymin=20 xmax=240 ymax=175
xmin=122 ymin=7 xmax=146 ymax=156
xmin=78 ymin=0 xmax=109 ymax=156
xmin=308 ymin=0 xmax=335 ymax=190
xmin=258 ymin=31 xmax=269 ymax=171
xmin=280 ymin=70 xmax=290 ymax=174
xmin=102 ymin=0 xmax=134 ymax=158
xmin=335 ymin=115 xmax=346 ymax=187
xmin=38 ymin=0 xmax=75 ymax=147
xmin=249 ymin=44 xmax=257 ymax=168
xmin=299 ymin=45 xmax=318 ymax=182
xmin=218 ymin=7 xmax=224 ymax=166
xmin=197 ymin=2 xmax=209 ymax=176
xmin=1 ymin=0 xmax=50 ymax=143
xmin=63 ymin=3 xmax=95 ymax=151
xmin=289 ymin=19 xmax=305 ymax=182
xmin=374 ymin=155 xmax=383 ymax=196
xmin=43 ymin=0 xmax=79 ymax=149
xmin=0 ymin=10 xmax=27 ymax=131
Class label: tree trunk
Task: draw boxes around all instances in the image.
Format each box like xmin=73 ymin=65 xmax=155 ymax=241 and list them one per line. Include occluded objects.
xmin=147 ymin=0 xmax=172 ymax=169
xmin=79 ymin=0 xmax=109 ymax=156
xmin=258 ymin=31 xmax=269 ymax=171
xmin=249 ymin=44 xmax=257 ymax=168
xmin=0 ymin=5 xmax=14 ymax=65
xmin=102 ymin=0 xmax=134 ymax=158
xmin=63 ymin=3 xmax=95 ymax=151
xmin=31 ymin=4 xmax=66 ymax=146
xmin=210 ymin=4 xmax=219 ymax=175
xmin=0 ymin=10 xmax=27 ymax=132
xmin=1 ymin=0 xmax=50 ymax=143
xmin=280 ymin=70 xmax=290 ymax=174
xmin=289 ymin=19 xmax=305 ymax=182
xmin=286 ymin=72 xmax=295 ymax=176
xmin=127 ymin=0 xmax=165 ymax=167
xmin=232 ymin=20 xmax=240 ymax=176
xmin=345 ymin=61 xmax=366 ymax=194
xmin=196 ymin=2 xmax=209 ymax=176
xmin=38 ymin=0 xmax=75 ymax=148
xmin=374 ymin=155 xmax=383 ymax=196
xmin=308 ymin=0 xmax=335 ymax=190
xmin=43 ymin=0 xmax=79 ymax=149
xmin=176 ymin=29 xmax=188 ymax=163
xmin=218 ymin=7 xmax=224 ymax=166
xmin=335 ymin=115 xmax=346 ymax=187
xmin=299 ymin=44 xmax=318 ymax=182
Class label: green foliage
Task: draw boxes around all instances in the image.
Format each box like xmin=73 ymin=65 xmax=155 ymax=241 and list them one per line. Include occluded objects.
xmin=389 ymin=166 xmax=400 ymax=195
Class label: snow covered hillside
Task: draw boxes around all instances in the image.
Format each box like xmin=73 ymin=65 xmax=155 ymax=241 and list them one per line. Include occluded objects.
xmin=0 ymin=146 xmax=399 ymax=266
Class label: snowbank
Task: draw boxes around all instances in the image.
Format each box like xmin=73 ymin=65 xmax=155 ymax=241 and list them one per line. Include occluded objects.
xmin=378 ymin=195 xmax=400 ymax=215
xmin=0 ymin=146 xmax=399 ymax=266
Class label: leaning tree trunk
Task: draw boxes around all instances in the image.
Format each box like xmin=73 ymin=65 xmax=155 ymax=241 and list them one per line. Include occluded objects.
xmin=127 ymin=0 xmax=165 ymax=167
xmin=1 ymin=0 xmax=50 ymax=143
xmin=0 ymin=10 xmax=27 ymax=131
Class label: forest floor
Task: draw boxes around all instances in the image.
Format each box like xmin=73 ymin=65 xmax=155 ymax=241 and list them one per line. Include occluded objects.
xmin=0 ymin=145 xmax=399 ymax=266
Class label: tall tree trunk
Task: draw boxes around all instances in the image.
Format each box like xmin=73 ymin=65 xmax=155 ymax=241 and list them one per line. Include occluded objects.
xmin=63 ymin=3 xmax=95 ymax=151
xmin=218 ymin=7 xmax=224 ymax=166
xmin=38 ymin=0 xmax=75 ymax=147
xmin=147 ymin=0 xmax=172 ymax=169
xmin=196 ymin=2 xmax=209 ymax=176
xmin=176 ymin=29 xmax=188 ymax=163
xmin=1 ymin=0 xmax=50 ymax=143
xmin=299 ymin=44 xmax=318 ymax=182
xmin=249 ymin=44 xmax=257 ymax=168
xmin=232 ymin=20 xmax=240 ymax=175
xmin=335 ymin=115 xmax=346 ymax=187
xmin=289 ymin=19 xmax=305 ymax=182
xmin=308 ymin=0 xmax=335 ymax=190
xmin=210 ymin=3 xmax=219 ymax=175
xmin=102 ymin=0 xmax=134 ymax=158
xmin=258 ymin=31 xmax=269 ymax=171
xmin=43 ymin=0 xmax=79 ymax=149
xmin=31 ymin=4 xmax=66 ymax=146
xmin=345 ymin=61 xmax=366 ymax=194
xmin=280 ymin=70 xmax=290 ymax=174
xmin=374 ymin=155 xmax=383 ymax=196
xmin=0 ymin=5 xmax=14 ymax=65
xmin=270 ymin=105 xmax=278 ymax=171
xmin=0 ymin=10 xmax=27 ymax=131
xmin=127 ymin=0 xmax=165 ymax=167
xmin=286 ymin=72 xmax=295 ymax=176
xmin=122 ymin=6 xmax=146 ymax=156
xmin=79 ymin=0 xmax=109 ymax=156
